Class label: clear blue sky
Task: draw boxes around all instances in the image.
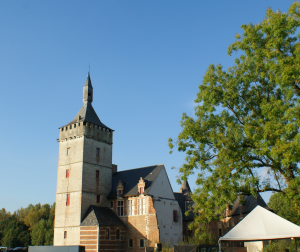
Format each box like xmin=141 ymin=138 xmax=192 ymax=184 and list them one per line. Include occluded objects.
xmin=0 ymin=0 xmax=295 ymax=213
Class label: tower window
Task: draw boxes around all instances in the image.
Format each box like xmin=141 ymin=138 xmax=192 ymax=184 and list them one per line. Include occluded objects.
xmin=97 ymin=195 xmax=100 ymax=203
xmin=96 ymin=170 xmax=99 ymax=179
xmin=105 ymin=228 xmax=110 ymax=239
xmin=66 ymin=194 xmax=70 ymax=206
xmin=116 ymin=229 xmax=120 ymax=240
xmin=64 ymin=231 xmax=67 ymax=239
xmin=67 ymin=148 xmax=70 ymax=156
xmin=129 ymin=239 xmax=133 ymax=248
xmin=139 ymin=239 xmax=144 ymax=248
xmin=117 ymin=201 xmax=124 ymax=216
xmin=66 ymin=169 xmax=69 ymax=178
xmin=96 ymin=148 xmax=100 ymax=157
xmin=173 ymin=210 xmax=178 ymax=222
xmin=110 ymin=201 xmax=114 ymax=209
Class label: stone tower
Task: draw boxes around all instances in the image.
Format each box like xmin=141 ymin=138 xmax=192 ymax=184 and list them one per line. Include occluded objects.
xmin=54 ymin=73 xmax=114 ymax=246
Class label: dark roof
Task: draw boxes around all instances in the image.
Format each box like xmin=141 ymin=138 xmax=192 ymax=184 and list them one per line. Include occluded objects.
xmin=62 ymin=74 xmax=112 ymax=130
xmin=180 ymin=180 xmax=191 ymax=195
xmin=81 ymin=205 xmax=126 ymax=227
xmin=174 ymin=192 xmax=194 ymax=221
xmin=229 ymin=193 xmax=268 ymax=216
xmin=107 ymin=165 xmax=163 ymax=199
xmin=64 ymin=102 xmax=111 ymax=129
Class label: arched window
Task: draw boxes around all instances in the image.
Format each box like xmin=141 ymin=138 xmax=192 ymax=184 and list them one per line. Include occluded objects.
xmin=116 ymin=229 xmax=120 ymax=240
xmin=105 ymin=228 xmax=110 ymax=239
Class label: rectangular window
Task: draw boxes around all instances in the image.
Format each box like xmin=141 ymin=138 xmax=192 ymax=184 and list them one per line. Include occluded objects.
xmin=110 ymin=201 xmax=114 ymax=209
xmin=118 ymin=190 xmax=122 ymax=197
xmin=66 ymin=169 xmax=69 ymax=178
xmin=139 ymin=187 xmax=144 ymax=194
xmin=97 ymin=195 xmax=100 ymax=203
xmin=67 ymin=147 xmax=70 ymax=156
xmin=64 ymin=231 xmax=67 ymax=239
xmin=138 ymin=198 xmax=144 ymax=215
xmin=129 ymin=239 xmax=133 ymax=248
xmin=219 ymin=228 xmax=222 ymax=237
xmin=117 ymin=201 xmax=124 ymax=216
xmin=128 ymin=200 xmax=135 ymax=216
xmin=66 ymin=194 xmax=70 ymax=206
xmin=139 ymin=239 xmax=144 ymax=248
xmin=96 ymin=170 xmax=99 ymax=179
xmin=96 ymin=148 xmax=100 ymax=157
xmin=173 ymin=210 xmax=178 ymax=222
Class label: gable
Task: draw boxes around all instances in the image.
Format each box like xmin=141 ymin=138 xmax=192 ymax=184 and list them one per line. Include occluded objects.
xmin=148 ymin=166 xmax=175 ymax=199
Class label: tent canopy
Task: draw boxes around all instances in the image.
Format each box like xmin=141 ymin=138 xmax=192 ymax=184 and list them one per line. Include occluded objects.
xmin=219 ymin=205 xmax=300 ymax=241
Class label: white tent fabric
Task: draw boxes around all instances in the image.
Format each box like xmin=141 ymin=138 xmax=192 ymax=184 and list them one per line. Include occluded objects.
xmin=219 ymin=205 xmax=300 ymax=241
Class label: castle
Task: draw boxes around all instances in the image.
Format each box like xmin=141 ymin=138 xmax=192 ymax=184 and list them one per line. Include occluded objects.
xmin=53 ymin=74 xmax=191 ymax=252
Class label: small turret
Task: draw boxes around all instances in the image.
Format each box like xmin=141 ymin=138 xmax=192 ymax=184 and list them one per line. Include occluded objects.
xmin=179 ymin=180 xmax=191 ymax=195
xmin=83 ymin=72 xmax=93 ymax=103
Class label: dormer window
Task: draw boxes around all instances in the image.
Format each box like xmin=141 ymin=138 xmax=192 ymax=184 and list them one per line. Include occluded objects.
xmin=118 ymin=190 xmax=122 ymax=197
xmin=139 ymin=187 xmax=144 ymax=194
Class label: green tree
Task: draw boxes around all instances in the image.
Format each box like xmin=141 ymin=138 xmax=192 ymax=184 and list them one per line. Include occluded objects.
xmin=31 ymin=219 xmax=47 ymax=246
xmin=1 ymin=218 xmax=30 ymax=247
xmin=268 ymin=193 xmax=300 ymax=225
xmin=169 ymin=2 xmax=300 ymax=230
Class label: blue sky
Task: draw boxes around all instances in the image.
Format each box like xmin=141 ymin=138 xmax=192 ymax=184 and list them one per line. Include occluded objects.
xmin=0 ymin=0 xmax=295 ymax=213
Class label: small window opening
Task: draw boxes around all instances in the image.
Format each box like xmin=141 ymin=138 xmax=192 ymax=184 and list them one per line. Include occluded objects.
xmin=69 ymin=125 xmax=72 ymax=129
xmin=116 ymin=229 xmax=120 ymax=240
xmin=219 ymin=228 xmax=222 ymax=237
xmin=66 ymin=194 xmax=70 ymax=206
xmin=140 ymin=187 xmax=144 ymax=194
xmin=173 ymin=210 xmax=178 ymax=222
xmin=88 ymin=93 xmax=92 ymax=97
xmin=117 ymin=201 xmax=124 ymax=216
xmin=105 ymin=228 xmax=110 ymax=239
xmin=96 ymin=148 xmax=100 ymax=157
xmin=118 ymin=190 xmax=122 ymax=197
xmin=96 ymin=170 xmax=99 ymax=179
xmin=67 ymin=148 xmax=70 ymax=156
xmin=140 ymin=239 xmax=144 ymax=248
xmin=129 ymin=239 xmax=133 ymax=248
xmin=110 ymin=201 xmax=114 ymax=209
xmin=66 ymin=169 xmax=69 ymax=178
xmin=97 ymin=195 xmax=100 ymax=203
xmin=64 ymin=231 xmax=67 ymax=239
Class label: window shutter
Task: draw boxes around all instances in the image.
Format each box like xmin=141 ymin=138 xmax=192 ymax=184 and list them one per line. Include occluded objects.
xmin=66 ymin=194 xmax=70 ymax=206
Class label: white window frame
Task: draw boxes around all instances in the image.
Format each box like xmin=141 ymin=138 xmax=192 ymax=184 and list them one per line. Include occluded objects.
xmin=128 ymin=199 xmax=134 ymax=216
xmin=117 ymin=200 xmax=124 ymax=216
xmin=138 ymin=198 xmax=145 ymax=215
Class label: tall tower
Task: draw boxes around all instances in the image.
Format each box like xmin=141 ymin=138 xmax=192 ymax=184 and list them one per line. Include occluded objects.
xmin=54 ymin=73 xmax=114 ymax=245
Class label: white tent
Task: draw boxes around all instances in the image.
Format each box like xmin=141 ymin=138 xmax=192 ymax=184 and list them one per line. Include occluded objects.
xmin=219 ymin=205 xmax=300 ymax=242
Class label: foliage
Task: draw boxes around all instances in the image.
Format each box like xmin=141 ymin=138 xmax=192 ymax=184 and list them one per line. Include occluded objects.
xmin=268 ymin=192 xmax=300 ymax=225
xmin=263 ymin=239 xmax=298 ymax=252
xmin=169 ymin=1 xmax=300 ymax=226
xmin=182 ymin=225 xmax=218 ymax=245
xmin=0 ymin=203 xmax=55 ymax=247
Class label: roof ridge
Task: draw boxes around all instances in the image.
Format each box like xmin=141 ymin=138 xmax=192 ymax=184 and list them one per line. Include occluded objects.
xmin=115 ymin=164 xmax=163 ymax=173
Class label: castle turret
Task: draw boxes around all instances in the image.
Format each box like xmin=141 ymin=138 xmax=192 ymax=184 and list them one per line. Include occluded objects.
xmin=54 ymin=73 xmax=114 ymax=246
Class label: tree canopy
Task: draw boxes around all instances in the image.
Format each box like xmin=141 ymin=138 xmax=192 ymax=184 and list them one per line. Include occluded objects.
xmin=169 ymin=2 xmax=300 ymax=228
xmin=0 ymin=203 xmax=55 ymax=247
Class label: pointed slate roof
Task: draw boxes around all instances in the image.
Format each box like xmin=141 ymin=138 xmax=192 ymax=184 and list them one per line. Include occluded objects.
xmin=65 ymin=102 xmax=111 ymax=129
xmin=107 ymin=165 xmax=164 ymax=199
xmin=220 ymin=205 xmax=300 ymax=241
xmin=81 ymin=205 xmax=126 ymax=227
xmin=229 ymin=193 xmax=268 ymax=217
xmin=62 ymin=74 xmax=112 ymax=130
